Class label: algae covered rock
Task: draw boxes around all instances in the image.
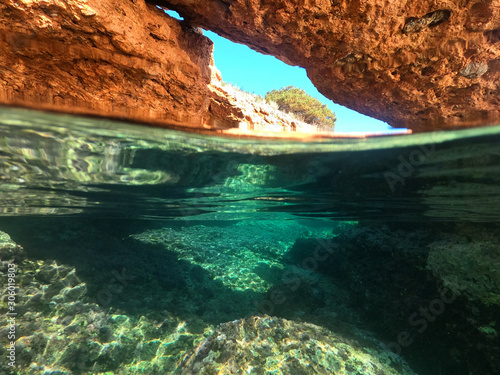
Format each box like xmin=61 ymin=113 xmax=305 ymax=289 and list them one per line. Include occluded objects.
xmin=427 ymin=238 xmax=500 ymax=306
xmin=178 ymin=315 xmax=416 ymax=375
xmin=0 ymin=230 xmax=24 ymax=268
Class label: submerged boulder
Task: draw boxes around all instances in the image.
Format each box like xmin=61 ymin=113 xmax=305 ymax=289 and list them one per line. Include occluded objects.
xmin=178 ymin=315 xmax=417 ymax=374
xmin=428 ymin=233 xmax=500 ymax=307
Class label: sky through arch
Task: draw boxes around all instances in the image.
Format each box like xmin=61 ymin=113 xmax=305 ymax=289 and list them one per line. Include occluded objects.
xmin=163 ymin=9 xmax=406 ymax=133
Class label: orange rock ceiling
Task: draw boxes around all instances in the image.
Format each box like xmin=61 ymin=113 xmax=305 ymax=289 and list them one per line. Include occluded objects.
xmin=1 ymin=0 xmax=498 ymax=133
xmin=158 ymin=0 xmax=500 ymax=130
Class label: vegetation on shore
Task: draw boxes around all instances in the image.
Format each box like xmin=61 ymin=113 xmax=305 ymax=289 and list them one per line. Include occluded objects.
xmin=265 ymin=86 xmax=336 ymax=131
xmin=222 ymin=82 xmax=336 ymax=132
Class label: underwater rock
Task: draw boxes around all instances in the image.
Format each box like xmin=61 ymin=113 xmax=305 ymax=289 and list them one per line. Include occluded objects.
xmin=131 ymin=221 xmax=321 ymax=293
xmin=0 ymin=225 xmax=206 ymax=374
xmin=427 ymin=231 xmax=500 ymax=307
xmin=0 ymin=231 xmax=24 ymax=269
xmin=3 ymin=218 xmax=500 ymax=374
xmin=179 ymin=315 xmax=417 ymax=374
xmin=159 ymin=0 xmax=500 ymax=130
xmin=290 ymin=223 xmax=500 ymax=375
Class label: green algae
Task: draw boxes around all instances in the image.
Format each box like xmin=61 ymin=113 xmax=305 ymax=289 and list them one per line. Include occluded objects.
xmin=131 ymin=221 xmax=336 ymax=293
xmin=178 ymin=316 xmax=416 ymax=375
xmin=427 ymin=232 xmax=500 ymax=307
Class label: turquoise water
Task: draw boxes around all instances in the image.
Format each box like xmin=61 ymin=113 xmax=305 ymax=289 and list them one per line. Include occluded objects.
xmin=0 ymin=106 xmax=499 ymax=374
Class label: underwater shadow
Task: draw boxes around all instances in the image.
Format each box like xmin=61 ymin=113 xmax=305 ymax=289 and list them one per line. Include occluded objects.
xmin=280 ymin=224 xmax=500 ymax=375
xmin=0 ymin=216 xmax=263 ymax=328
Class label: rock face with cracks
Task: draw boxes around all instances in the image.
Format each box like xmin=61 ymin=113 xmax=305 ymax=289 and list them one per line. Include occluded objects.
xmin=0 ymin=0 xmax=217 ymax=128
xmin=0 ymin=0 xmax=498 ymax=132
xmin=0 ymin=0 xmax=325 ymax=134
xmin=158 ymin=0 xmax=500 ymax=130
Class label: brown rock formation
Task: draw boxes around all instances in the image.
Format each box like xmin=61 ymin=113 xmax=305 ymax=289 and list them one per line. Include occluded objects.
xmin=158 ymin=0 xmax=500 ymax=130
xmin=0 ymin=0 xmax=218 ymax=128
xmin=1 ymin=0 xmax=498 ymax=133
xmin=0 ymin=0 xmax=321 ymax=135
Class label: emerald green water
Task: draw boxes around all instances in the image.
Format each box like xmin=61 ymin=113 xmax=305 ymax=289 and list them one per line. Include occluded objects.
xmin=0 ymin=106 xmax=499 ymax=374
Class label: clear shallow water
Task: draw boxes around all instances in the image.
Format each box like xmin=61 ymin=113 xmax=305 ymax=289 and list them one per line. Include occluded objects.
xmin=0 ymin=106 xmax=499 ymax=375
xmin=0 ymin=106 xmax=499 ymax=222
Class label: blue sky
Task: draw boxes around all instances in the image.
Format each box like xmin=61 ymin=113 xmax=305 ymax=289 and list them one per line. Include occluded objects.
xmin=164 ymin=10 xmax=405 ymax=133
xmin=205 ymin=31 xmax=405 ymax=133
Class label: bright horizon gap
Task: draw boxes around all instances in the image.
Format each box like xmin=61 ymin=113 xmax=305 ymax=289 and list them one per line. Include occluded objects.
xmin=163 ymin=9 xmax=407 ymax=134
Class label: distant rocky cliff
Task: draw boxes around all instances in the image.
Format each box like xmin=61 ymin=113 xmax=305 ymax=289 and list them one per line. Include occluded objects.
xmin=1 ymin=0 xmax=499 ymax=133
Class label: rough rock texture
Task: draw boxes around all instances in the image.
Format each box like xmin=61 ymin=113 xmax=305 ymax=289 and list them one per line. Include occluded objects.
xmin=159 ymin=0 xmax=500 ymax=130
xmin=3 ymin=0 xmax=497 ymax=133
xmin=0 ymin=0 xmax=323 ymax=134
xmin=427 ymin=227 xmax=500 ymax=307
xmin=0 ymin=0 xmax=218 ymax=128
xmin=286 ymin=224 xmax=500 ymax=375
xmin=179 ymin=315 xmax=417 ymax=374
xmin=0 ymin=219 xmax=412 ymax=374
xmin=0 ymin=229 xmax=203 ymax=374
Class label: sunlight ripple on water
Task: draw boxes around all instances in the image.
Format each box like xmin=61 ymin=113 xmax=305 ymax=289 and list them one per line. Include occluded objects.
xmin=0 ymin=106 xmax=499 ymax=222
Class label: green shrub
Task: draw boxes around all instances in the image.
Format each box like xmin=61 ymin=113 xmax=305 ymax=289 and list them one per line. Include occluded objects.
xmin=265 ymin=86 xmax=336 ymax=130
